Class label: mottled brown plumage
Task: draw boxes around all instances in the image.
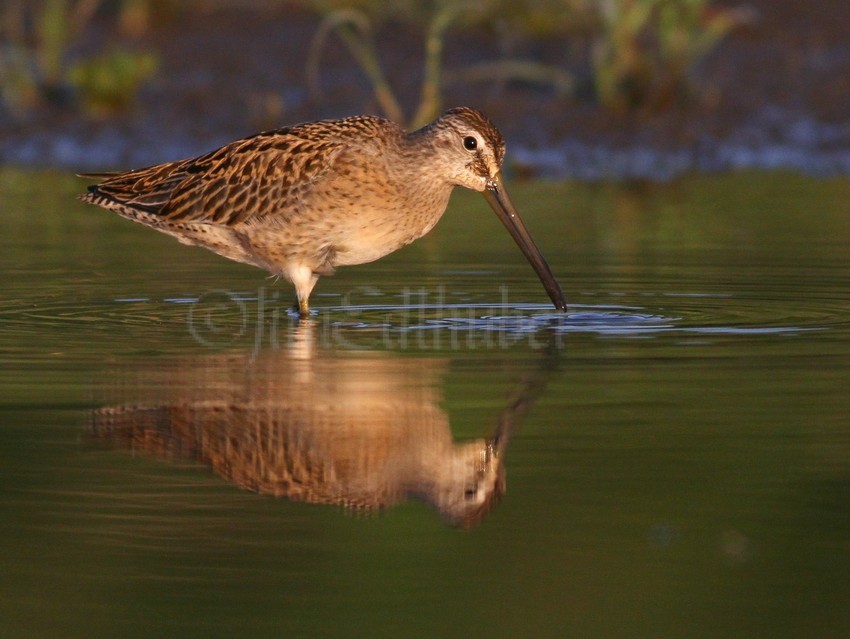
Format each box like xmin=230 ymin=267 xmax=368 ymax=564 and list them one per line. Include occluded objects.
xmin=79 ymin=107 xmax=566 ymax=315
xmin=90 ymin=345 xmax=510 ymax=528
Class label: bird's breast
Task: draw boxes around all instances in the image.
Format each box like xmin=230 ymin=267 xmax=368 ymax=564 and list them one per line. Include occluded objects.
xmin=317 ymin=170 xmax=453 ymax=267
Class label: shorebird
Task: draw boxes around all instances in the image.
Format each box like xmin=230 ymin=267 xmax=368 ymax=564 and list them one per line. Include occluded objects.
xmin=79 ymin=107 xmax=566 ymax=316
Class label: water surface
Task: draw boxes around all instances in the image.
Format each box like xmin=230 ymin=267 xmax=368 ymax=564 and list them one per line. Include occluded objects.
xmin=1 ymin=171 xmax=848 ymax=638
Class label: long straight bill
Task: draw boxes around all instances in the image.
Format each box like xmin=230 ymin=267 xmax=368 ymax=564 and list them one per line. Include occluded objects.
xmin=482 ymin=172 xmax=567 ymax=311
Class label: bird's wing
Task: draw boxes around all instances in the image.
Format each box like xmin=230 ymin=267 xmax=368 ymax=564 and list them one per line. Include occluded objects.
xmin=83 ymin=117 xmax=395 ymax=227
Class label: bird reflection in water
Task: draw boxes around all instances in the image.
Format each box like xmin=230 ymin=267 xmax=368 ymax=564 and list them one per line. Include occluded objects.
xmin=91 ymin=324 xmax=554 ymax=529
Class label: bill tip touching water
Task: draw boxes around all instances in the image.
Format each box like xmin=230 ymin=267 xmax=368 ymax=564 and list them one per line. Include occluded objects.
xmin=78 ymin=107 xmax=567 ymax=316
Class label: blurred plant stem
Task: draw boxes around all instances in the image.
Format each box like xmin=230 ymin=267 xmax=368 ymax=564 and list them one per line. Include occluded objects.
xmin=307 ymin=8 xmax=405 ymax=123
xmin=305 ymin=0 xmax=573 ymax=128
xmin=592 ymin=0 xmax=656 ymax=112
xmin=409 ymin=0 xmax=462 ymax=129
xmin=445 ymin=60 xmax=574 ymax=97
xmin=591 ymin=0 xmax=754 ymax=113
xmin=307 ymin=1 xmax=468 ymax=128
xmin=655 ymin=0 xmax=756 ymax=102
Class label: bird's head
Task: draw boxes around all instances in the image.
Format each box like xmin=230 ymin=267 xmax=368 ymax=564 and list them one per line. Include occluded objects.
xmin=415 ymin=107 xmax=567 ymax=312
xmin=426 ymin=106 xmax=506 ymax=192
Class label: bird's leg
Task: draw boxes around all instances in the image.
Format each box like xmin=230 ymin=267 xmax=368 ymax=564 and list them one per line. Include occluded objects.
xmin=298 ymin=297 xmax=310 ymax=318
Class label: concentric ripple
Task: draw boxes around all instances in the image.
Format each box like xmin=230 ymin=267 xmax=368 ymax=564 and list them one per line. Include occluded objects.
xmin=1 ymin=286 xmax=841 ymax=358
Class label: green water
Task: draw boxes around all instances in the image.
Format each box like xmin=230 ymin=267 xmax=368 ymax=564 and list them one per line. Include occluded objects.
xmin=0 ymin=170 xmax=848 ymax=638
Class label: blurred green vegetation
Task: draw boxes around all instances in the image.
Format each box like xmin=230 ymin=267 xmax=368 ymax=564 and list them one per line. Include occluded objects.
xmin=299 ymin=0 xmax=753 ymax=122
xmin=304 ymin=0 xmax=573 ymax=128
xmin=68 ymin=49 xmax=157 ymax=115
xmin=303 ymin=0 xmax=582 ymax=127
xmin=0 ymin=1 xmax=753 ymax=122
xmin=0 ymin=0 xmax=160 ymax=116
xmin=591 ymin=0 xmax=755 ymax=112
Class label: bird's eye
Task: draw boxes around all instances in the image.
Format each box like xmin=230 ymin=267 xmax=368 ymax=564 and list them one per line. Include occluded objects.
xmin=463 ymin=136 xmax=477 ymax=151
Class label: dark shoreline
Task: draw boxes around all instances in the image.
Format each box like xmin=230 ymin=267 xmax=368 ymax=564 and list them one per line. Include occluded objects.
xmin=3 ymin=2 xmax=849 ymax=180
